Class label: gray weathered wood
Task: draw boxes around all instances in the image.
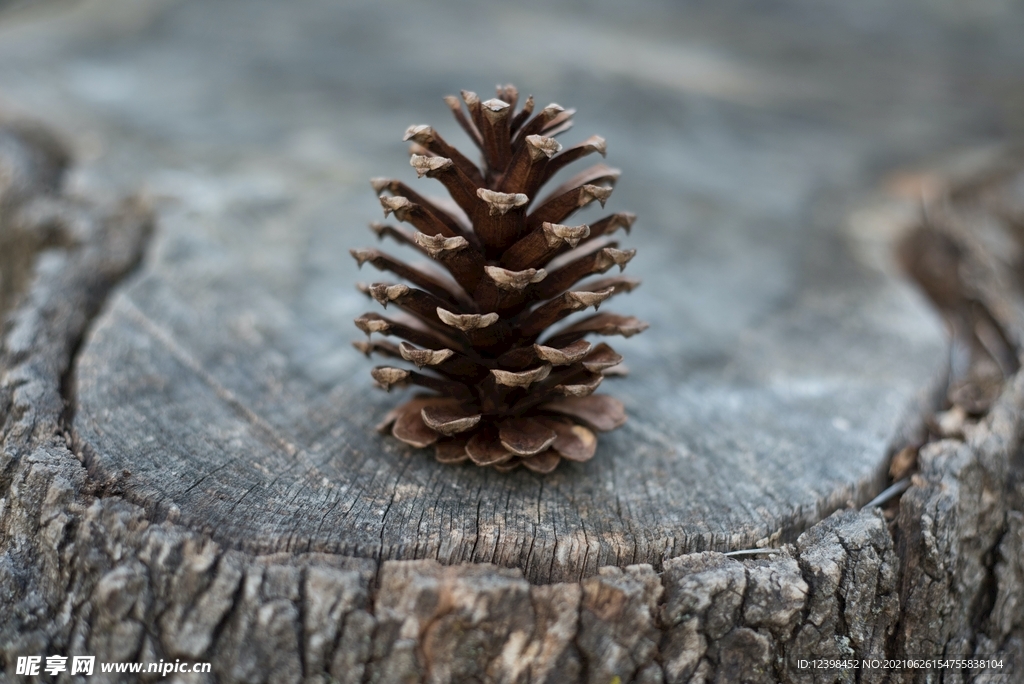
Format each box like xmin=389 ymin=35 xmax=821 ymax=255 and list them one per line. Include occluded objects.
xmin=2 ymin=99 xmax=1023 ymax=684
xmin=5 ymin=0 xmax=955 ymax=583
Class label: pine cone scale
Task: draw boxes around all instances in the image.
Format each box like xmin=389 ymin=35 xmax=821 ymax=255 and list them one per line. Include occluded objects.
xmin=404 ymin=125 xmax=484 ymax=187
xmin=520 ymin=451 xmax=560 ymax=474
xmin=538 ymin=418 xmax=598 ymax=462
xmin=466 ymin=428 xmax=515 ymax=466
xmin=499 ymin=418 xmax=557 ymax=456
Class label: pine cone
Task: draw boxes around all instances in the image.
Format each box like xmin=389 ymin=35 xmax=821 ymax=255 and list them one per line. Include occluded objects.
xmin=352 ymin=84 xmax=647 ymax=473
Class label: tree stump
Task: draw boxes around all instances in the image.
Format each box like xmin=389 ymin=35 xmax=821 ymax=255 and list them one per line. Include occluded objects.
xmin=1 ymin=1 xmax=1023 ymax=682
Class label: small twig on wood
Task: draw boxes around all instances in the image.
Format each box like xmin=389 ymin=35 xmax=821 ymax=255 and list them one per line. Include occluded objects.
xmin=723 ymin=548 xmax=783 ymax=557
xmin=861 ymin=478 xmax=911 ymax=510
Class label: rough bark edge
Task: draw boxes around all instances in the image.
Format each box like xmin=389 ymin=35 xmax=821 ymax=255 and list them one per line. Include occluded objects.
xmin=0 ymin=127 xmax=1020 ymax=683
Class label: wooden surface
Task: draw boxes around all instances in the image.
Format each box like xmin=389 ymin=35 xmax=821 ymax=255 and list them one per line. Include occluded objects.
xmin=1 ymin=0 xmax=1023 ymax=681
xmin=2 ymin=0 xmax=971 ymax=582
xmin=1 ymin=124 xmax=1021 ymax=682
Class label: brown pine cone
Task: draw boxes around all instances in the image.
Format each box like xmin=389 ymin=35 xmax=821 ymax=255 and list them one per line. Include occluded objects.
xmin=352 ymin=84 xmax=646 ymax=473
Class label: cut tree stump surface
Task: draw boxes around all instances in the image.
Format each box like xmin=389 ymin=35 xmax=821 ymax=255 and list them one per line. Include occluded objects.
xmin=72 ymin=212 xmax=942 ymax=581
xmin=3 ymin=0 xmax=1004 ymax=583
